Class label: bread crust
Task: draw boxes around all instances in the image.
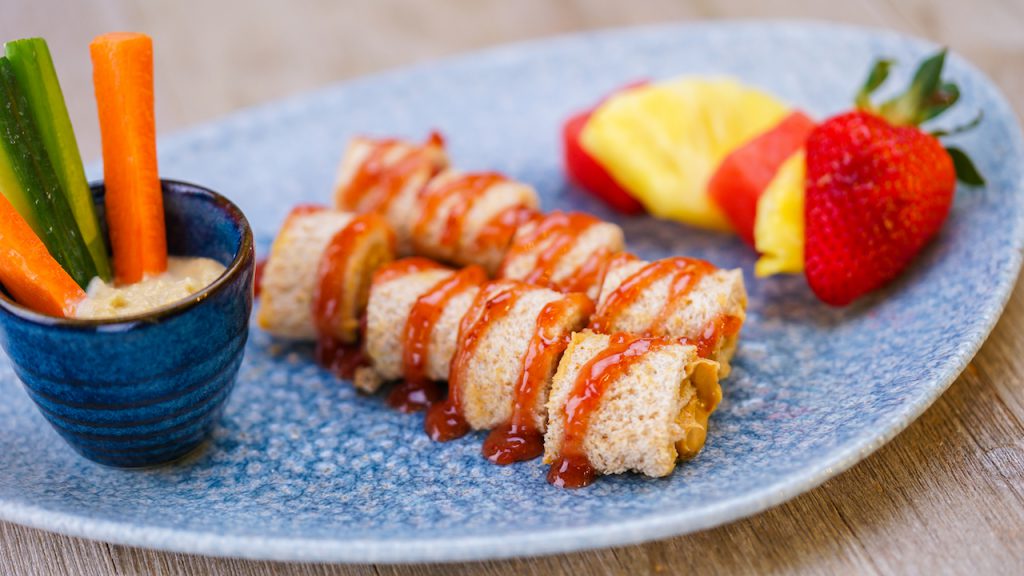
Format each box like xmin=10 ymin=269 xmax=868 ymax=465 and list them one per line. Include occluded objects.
xmin=258 ymin=209 xmax=394 ymax=342
xmin=596 ymin=258 xmax=747 ymax=375
xmin=361 ymin=261 xmax=483 ymax=391
xmin=453 ymin=283 xmax=593 ymax=431
xmin=543 ymin=330 xmax=721 ymax=478
xmin=409 ymin=170 xmax=539 ymax=274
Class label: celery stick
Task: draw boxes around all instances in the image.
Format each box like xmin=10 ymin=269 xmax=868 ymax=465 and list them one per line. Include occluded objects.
xmin=5 ymin=38 xmax=111 ymax=281
xmin=0 ymin=57 xmax=97 ymax=287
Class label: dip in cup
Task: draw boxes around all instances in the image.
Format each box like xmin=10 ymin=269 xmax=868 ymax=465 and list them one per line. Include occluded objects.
xmin=0 ymin=180 xmax=254 ymax=467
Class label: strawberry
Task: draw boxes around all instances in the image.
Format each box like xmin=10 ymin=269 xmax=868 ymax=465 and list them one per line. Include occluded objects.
xmin=804 ymin=50 xmax=984 ymax=306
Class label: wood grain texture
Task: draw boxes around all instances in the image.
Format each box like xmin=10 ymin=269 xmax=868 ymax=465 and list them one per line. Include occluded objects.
xmin=2 ymin=0 xmax=1023 ymax=574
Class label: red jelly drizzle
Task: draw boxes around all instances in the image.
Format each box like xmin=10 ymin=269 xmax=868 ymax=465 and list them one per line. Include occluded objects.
xmin=589 ymin=252 xmax=638 ymax=299
xmin=524 ymin=213 xmax=598 ymax=284
xmin=339 ymin=139 xmax=398 ymax=208
xmin=388 ymin=265 xmax=487 ymax=412
xmin=501 ymin=211 xmax=613 ymax=295
xmin=590 ymin=257 xmax=714 ymax=337
xmin=253 ymin=259 xmax=266 ymax=298
xmin=560 ymin=247 xmax=610 ymax=295
xmin=547 ymin=333 xmax=671 ymax=488
xmin=686 ymin=314 xmax=744 ymax=359
xmin=372 ymin=257 xmax=446 ymax=285
xmin=387 ymin=381 xmax=442 ymax=413
xmin=425 ymin=282 xmax=521 ymax=441
xmin=476 ymin=206 xmax=539 ymax=252
xmin=312 ymin=213 xmax=384 ymax=339
xmin=412 ymin=172 xmax=507 ymax=253
xmin=315 ymin=334 xmax=367 ymax=380
xmin=311 ymin=214 xmax=383 ymax=377
xmin=482 ymin=292 xmax=594 ymax=464
xmin=339 ymin=132 xmax=444 ymax=212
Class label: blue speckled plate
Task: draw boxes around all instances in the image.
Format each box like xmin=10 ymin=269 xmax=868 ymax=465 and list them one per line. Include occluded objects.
xmin=0 ymin=21 xmax=1021 ymax=563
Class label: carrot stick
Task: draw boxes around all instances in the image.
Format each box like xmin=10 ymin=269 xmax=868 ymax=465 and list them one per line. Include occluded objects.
xmin=90 ymin=32 xmax=166 ymax=284
xmin=0 ymin=191 xmax=85 ymax=317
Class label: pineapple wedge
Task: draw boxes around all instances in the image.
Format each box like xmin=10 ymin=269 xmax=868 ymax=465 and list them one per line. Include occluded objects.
xmin=754 ymin=150 xmax=806 ymax=276
xmin=580 ymin=77 xmax=791 ymax=231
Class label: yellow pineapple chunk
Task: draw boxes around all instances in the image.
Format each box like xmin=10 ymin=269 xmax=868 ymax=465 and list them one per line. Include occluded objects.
xmin=580 ymin=78 xmax=791 ymax=231
xmin=754 ymin=150 xmax=806 ymax=276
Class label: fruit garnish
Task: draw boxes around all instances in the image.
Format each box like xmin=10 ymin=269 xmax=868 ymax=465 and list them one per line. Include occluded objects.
xmin=804 ymin=49 xmax=984 ymax=306
xmin=564 ymin=111 xmax=644 ymax=213
xmin=855 ymin=49 xmax=984 ymax=185
xmin=562 ymin=81 xmax=648 ymax=214
xmin=580 ymin=78 xmax=792 ymax=231
xmin=753 ymin=149 xmax=807 ymax=277
xmin=708 ymin=110 xmax=816 ymax=247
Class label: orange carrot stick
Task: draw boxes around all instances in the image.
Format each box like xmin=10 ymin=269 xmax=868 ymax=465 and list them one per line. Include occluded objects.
xmin=0 ymin=192 xmax=85 ymax=317
xmin=90 ymin=32 xmax=166 ymax=284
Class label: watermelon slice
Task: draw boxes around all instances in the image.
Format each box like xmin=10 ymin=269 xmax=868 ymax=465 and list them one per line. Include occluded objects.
xmin=562 ymin=81 xmax=647 ymax=214
xmin=708 ymin=111 xmax=816 ymax=245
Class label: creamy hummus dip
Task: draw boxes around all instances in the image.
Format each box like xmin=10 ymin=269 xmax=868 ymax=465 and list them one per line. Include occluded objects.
xmin=75 ymin=256 xmax=226 ymax=319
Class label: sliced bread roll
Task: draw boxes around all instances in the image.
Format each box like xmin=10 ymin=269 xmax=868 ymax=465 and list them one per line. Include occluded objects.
xmin=499 ymin=211 xmax=624 ymax=299
xmin=409 ymin=170 xmax=539 ymax=274
xmin=356 ymin=258 xmax=484 ymax=393
xmin=543 ymin=331 xmax=721 ymax=485
xmin=593 ymin=255 xmax=747 ymax=376
xmin=257 ymin=207 xmax=394 ymax=343
xmin=449 ymin=282 xmax=593 ymax=432
xmin=334 ymin=133 xmax=448 ymax=253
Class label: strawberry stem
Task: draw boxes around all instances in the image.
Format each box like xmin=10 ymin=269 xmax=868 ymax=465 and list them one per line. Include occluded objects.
xmin=855 ymin=59 xmax=892 ymax=109
xmin=856 ymin=50 xmax=963 ymax=127
xmin=920 ymin=82 xmax=960 ymax=121
xmin=876 ymin=49 xmax=948 ymax=126
xmin=856 ymin=49 xmax=985 ymax=185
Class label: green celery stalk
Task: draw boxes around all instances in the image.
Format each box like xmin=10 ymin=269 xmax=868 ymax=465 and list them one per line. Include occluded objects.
xmin=0 ymin=57 xmax=97 ymax=287
xmin=5 ymin=38 xmax=111 ymax=281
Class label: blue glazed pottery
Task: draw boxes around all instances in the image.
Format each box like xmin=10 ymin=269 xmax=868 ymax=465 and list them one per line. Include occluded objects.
xmin=0 ymin=179 xmax=254 ymax=468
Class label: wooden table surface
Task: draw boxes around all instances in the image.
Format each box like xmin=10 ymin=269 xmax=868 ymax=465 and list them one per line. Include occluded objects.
xmin=3 ymin=1 xmax=1023 ymax=574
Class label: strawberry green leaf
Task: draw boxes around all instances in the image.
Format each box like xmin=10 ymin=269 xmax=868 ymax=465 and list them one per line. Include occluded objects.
xmin=878 ymin=49 xmax=954 ymax=126
xmin=908 ymin=50 xmax=947 ymax=101
xmin=931 ymin=110 xmax=983 ymax=138
xmin=855 ymin=58 xmax=893 ymax=109
xmin=946 ymin=146 xmax=985 ymax=186
xmin=921 ymin=82 xmax=960 ymax=121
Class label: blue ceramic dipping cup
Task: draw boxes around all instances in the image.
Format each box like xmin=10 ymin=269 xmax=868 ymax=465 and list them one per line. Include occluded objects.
xmin=0 ymin=180 xmax=254 ymax=468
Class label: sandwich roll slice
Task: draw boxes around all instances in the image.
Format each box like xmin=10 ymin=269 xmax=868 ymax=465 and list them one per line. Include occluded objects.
xmin=334 ymin=133 xmax=448 ymax=252
xmin=499 ymin=211 xmax=625 ymax=300
xmin=481 ymin=288 xmax=595 ymax=464
xmin=257 ymin=206 xmax=394 ymax=343
xmin=410 ymin=169 xmax=539 ymax=274
xmin=592 ymin=255 xmax=747 ymax=376
xmin=420 ymin=279 xmax=593 ymax=456
xmin=356 ymin=258 xmax=486 ymax=409
xmin=543 ymin=330 xmax=721 ymax=488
